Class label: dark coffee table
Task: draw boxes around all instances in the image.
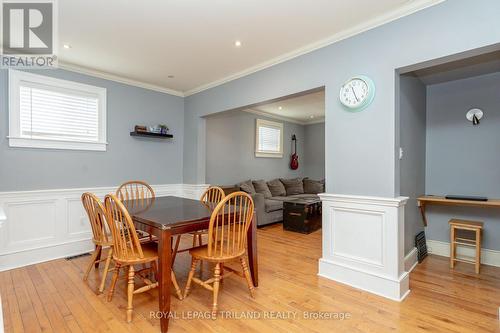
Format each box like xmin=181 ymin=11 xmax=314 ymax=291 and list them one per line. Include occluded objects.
xmin=283 ymin=198 xmax=322 ymax=234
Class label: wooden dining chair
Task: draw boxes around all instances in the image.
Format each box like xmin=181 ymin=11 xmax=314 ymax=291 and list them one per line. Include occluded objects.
xmin=172 ymin=186 xmax=226 ymax=263
xmin=81 ymin=192 xmax=114 ymax=293
xmin=183 ymin=191 xmax=255 ymax=317
xmin=104 ymin=194 xmax=183 ymax=323
xmin=116 ymin=180 xmax=155 ymax=240
xmin=116 ymin=180 xmax=155 ymax=203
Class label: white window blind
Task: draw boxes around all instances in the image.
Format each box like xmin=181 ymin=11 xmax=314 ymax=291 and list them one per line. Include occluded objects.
xmin=258 ymin=125 xmax=281 ymax=152
xmin=20 ymin=85 xmax=99 ymax=142
xmin=255 ymin=119 xmax=283 ymax=158
xmin=9 ymin=70 xmax=107 ymax=151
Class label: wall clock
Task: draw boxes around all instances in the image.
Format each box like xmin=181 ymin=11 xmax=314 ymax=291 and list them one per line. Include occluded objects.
xmin=339 ymin=75 xmax=375 ymax=112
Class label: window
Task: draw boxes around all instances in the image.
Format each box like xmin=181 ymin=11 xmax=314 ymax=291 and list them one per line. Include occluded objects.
xmin=255 ymin=119 xmax=283 ymax=158
xmin=8 ymin=69 xmax=107 ymax=151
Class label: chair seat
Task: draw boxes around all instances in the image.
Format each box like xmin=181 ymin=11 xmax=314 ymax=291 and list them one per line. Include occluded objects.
xmin=93 ymin=238 xmax=113 ymax=247
xmin=189 ymin=244 xmax=245 ymax=262
xmin=114 ymin=241 xmax=158 ymax=264
xmin=449 ymin=219 xmax=483 ymax=229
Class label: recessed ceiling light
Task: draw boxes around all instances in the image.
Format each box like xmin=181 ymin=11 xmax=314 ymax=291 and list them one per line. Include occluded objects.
xmin=310 ymin=115 xmax=315 ymax=119
xmin=168 ymin=75 xmax=175 ymax=79
xmin=278 ymin=106 xmax=283 ymax=110
xmin=234 ymin=40 xmax=242 ymax=47
xmin=63 ymin=44 xmax=71 ymax=49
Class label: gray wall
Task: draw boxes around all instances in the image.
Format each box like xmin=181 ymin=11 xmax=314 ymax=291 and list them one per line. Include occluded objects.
xmin=0 ymin=69 xmax=184 ymax=191
xmin=425 ymin=71 xmax=500 ymax=250
xmin=399 ymin=75 xmax=426 ymax=254
xmin=205 ymin=111 xmax=305 ymax=185
xmin=184 ymin=0 xmax=500 ymax=203
xmin=303 ymin=123 xmax=325 ymax=180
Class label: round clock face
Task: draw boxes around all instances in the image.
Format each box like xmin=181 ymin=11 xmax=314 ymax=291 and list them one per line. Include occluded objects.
xmin=339 ymin=76 xmax=374 ymax=110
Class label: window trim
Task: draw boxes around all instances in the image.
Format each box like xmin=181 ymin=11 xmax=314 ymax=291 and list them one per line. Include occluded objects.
xmin=255 ymin=118 xmax=284 ymax=158
xmin=8 ymin=69 xmax=108 ymax=151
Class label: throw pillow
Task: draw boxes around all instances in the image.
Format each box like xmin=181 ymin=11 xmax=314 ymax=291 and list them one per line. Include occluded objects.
xmin=252 ymin=180 xmax=272 ymax=198
xmin=280 ymin=178 xmax=304 ymax=196
xmin=267 ymin=178 xmax=286 ymax=197
xmin=303 ymin=179 xmax=325 ymax=194
xmin=238 ymin=180 xmax=256 ymax=194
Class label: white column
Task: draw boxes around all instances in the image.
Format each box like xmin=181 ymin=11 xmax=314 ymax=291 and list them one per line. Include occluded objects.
xmin=318 ymin=194 xmax=409 ymax=301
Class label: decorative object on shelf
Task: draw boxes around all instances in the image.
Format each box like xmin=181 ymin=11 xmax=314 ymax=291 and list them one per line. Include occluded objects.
xmin=466 ymin=108 xmax=483 ymax=126
xmin=290 ymin=134 xmax=299 ymax=170
xmin=339 ymin=75 xmax=375 ymax=112
xmin=158 ymin=124 xmax=169 ymax=134
xmin=130 ymin=124 xmax=173 ymax=139
xmin=134 ymin=125 xmax=148 ymax=133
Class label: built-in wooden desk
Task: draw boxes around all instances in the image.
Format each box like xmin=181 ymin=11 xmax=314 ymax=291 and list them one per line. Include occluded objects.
xmin=417 ymin=196 xmax=500 ymax=226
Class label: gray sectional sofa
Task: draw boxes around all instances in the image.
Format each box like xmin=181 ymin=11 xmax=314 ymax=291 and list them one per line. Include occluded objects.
xmin=236 ymin=178 xmax=325 ymax=227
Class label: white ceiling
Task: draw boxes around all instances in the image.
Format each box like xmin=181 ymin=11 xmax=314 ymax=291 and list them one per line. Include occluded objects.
xmin=58 ymin=0 xmax=443 ymax=96
xmin=250 ymin=90 xmax=325 ymax=124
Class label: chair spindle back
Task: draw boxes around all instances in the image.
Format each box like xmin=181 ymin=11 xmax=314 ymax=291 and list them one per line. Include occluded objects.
xmin=207 ymin=191 xmax=254 ymax=258
xmin=81 ymin=192 xmax=109 ymax=244
xmin=200 ymin=186 xmax=226 ymax=205
xmin=104 ymin=194 xmax=144 ymax=261
xmin=116 ymin=181 xmax=155 ymax=208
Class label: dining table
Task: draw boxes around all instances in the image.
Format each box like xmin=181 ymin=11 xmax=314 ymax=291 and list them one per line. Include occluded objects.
xmin=126 ymin=195 xmax=259 ymax=333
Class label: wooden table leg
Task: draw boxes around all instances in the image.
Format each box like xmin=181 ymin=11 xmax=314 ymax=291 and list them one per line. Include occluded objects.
xmin=246 ymin=214 xmax=258 ymax=287
xmin=158 ymin=230 xmax=172 ymax=333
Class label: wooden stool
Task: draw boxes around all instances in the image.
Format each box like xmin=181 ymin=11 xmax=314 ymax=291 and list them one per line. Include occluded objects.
xmin=449 ymin=219 xmax=483 ymax=273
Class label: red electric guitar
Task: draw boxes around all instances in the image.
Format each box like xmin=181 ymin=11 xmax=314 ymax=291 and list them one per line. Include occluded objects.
xmin=290 ymin=135 xmax=299 ymax=170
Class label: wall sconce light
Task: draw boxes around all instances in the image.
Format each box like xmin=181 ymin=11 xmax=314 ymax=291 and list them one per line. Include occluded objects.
xmin=466 ymin=108 xmax=483 ymax=126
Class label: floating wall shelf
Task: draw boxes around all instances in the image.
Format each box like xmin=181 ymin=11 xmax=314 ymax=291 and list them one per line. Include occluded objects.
xmin=130 ymin=131 xmax=173 ymax=139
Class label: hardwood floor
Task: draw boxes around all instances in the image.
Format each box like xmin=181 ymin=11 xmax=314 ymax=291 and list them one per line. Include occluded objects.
xmin=2 ymin=223 xmax=500 ymax=332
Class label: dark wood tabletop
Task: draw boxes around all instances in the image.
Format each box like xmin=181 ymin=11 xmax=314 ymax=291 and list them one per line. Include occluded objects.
xmin=126 ymin=196 xmax=215 ymax=229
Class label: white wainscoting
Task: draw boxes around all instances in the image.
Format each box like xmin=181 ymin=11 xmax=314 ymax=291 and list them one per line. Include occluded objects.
xmin=0 ymin=184 xmax=209 ymax=272
xmin=0 ymin=207 xmax=5 ymax=231
xmin=427 ymin=239 xmax=500 ymax=268
xmin=404 ymin=247 xmax=418 ymax=273
xmin=318 ymin=194 xmax=409 ymax=301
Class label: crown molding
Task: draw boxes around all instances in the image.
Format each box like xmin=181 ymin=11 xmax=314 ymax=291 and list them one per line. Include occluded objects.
xmin=305 ymin=118 xmax=326 ymax=125
xmin=244 ymin=108 xmax=324 ymax=126
xmin=58 ymin=62 xmax=185 ymax=97
xmin=184 ymin=0 xmax=445 ymax=97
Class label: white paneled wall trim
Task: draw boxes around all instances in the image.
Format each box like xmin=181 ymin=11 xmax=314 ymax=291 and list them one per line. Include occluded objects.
xmin=0 ymin=207 xmax=5 ymax=230
xmin=404 ymin=247 xmax=418 ymax=273
xmin=0 ymin=184 xmax=209 ymax=272
xmin=318 ymin=194 xmax=409 ymax=301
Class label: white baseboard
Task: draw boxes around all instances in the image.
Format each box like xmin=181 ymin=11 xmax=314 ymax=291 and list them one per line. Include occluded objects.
xmin=404 ymin=247 xmax=418 ymax=273
xmin=0 ymin=183 xmax=209 ymax=272
xmin=427 ymin=240 xmax=500 ymax=268
xmin=319 ymin=258 xmax=410 ymax=302
xmin=318 ymin=193 xmax=409 ymax=301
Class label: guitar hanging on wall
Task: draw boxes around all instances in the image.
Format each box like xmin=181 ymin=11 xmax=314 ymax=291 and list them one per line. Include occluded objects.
xmin=290 ymin=134 xmax=299 ymax=170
